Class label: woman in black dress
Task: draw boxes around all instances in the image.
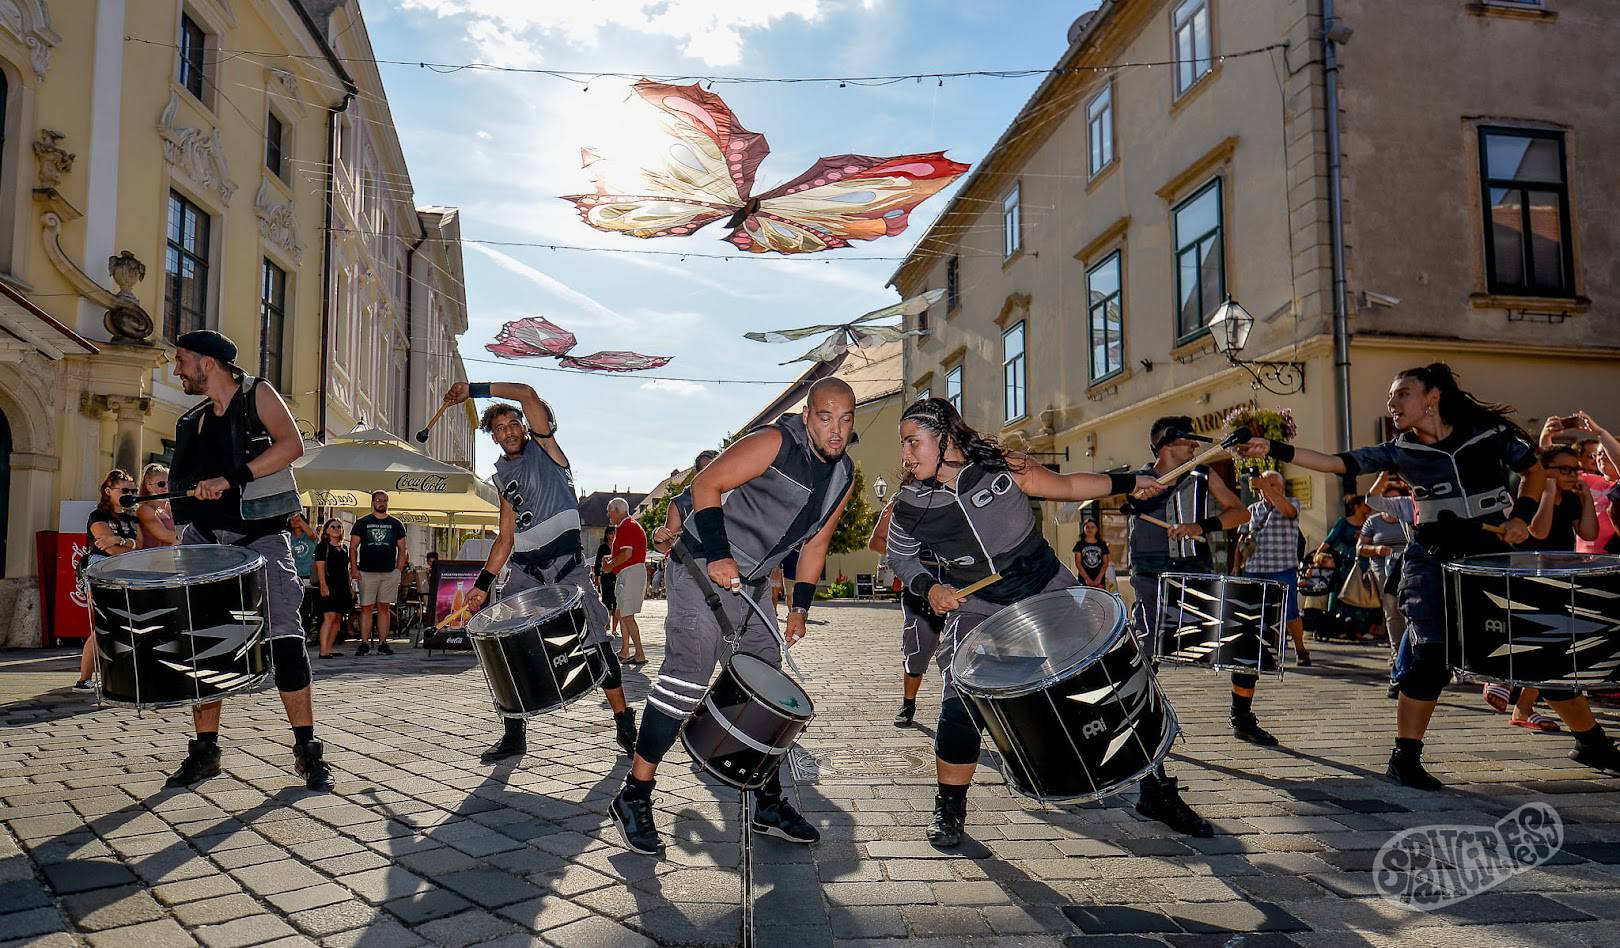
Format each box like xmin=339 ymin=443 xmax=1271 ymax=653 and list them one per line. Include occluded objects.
xmin=314 ymin=519 xmax=355 ymax=658
xmin=76 ymin=469 xmax=140 ymax=689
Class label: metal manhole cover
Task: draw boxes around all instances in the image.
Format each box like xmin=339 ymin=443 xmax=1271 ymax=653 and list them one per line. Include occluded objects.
xmin=788 ymin=747 xmax=933 ymax=782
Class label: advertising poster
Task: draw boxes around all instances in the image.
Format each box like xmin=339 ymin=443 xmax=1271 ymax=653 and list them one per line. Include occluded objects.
xmin=425 ymin=560 xmax=483 ymax=651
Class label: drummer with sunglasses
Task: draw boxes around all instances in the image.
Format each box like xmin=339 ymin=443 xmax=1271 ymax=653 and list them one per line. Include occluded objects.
xmin=883 ymin=398 xmax=1186 ymax=847
xmin=444 ymin=381 xmax=638 ymax=765
xmin=164 ymin=331 xmax=333 ymax=792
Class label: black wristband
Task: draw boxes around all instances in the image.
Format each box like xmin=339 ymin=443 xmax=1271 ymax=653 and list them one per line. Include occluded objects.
xmin=226 ymin=464 xmax=255 ymax=488
xmin=1108 ymin=471 xmax=1139 ymax=496
xmin=792 ymin=581 xmax=816 ymax=611
xmin=692 ymin=506 xmax=731 ymax=564
xmin=467 ymin=382 xmax=492 ymax=398
xmin=1198 ymin=516 xmax=1224 ymax=537
xmin=1266 ymin=440 xmax=1296 ymax=463
xmin=474 ymin=569 xmax=496 ymax=593
xmin=911 ymin=575 xmax=940 ymax=599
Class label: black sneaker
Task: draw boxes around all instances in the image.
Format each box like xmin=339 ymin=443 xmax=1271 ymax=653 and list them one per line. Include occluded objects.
xmin=926 ymin=793 xmax=967 ymax=848
xmin=1296 ymin=652 xmax=1312 ymax=667
xmin=752 ymin=798 xmax=819 ymax=844
xmin=354 ymin=643 xmax=371 ymax=657
xmin=293 ymin=741 xmax=334 ymax=792
xmin=480 ymin=729 xmax=526 ymax=763
xmin=893 ymin=700 xmax=916 ymax=727
xmin=72 ymin=679 xmax=95 ymax=692
xmin=1570 ymin=740 xmax=1620 ymax=775
xmin=609 ymin=788 xmax=662 ymax=855
xmin=1136 ymin=775 xmax=1214 ymax=837
xmin=615 ymin=709 xmax=638 ymax=757
xmin=1386 ymin=748 xmax=1444 ymax=791
xmin=165 ymin=739 xmax=222 ymax=788
xmin=378 ymin=642 xmax=394 ymax=656
xmin=1231 ymin=712 xmax=1280 ymax=747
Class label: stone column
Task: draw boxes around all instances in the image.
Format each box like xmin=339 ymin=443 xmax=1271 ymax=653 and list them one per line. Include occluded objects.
xmin=103 ymin=396 xmax=152 ymax=475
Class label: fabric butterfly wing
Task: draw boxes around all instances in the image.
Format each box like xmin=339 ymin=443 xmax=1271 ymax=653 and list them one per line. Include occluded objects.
xmin=485 ymin=316 xmax=578 ymax=359
xmin=727 ymin=153 xmax=969 ymax=254
xmin=743 ymin=323 xmax=852 ymax=344
xmin=557 ymin=351 xmax=674 ymax=372
xmin=846 ymin=288 xmax=947 ymax=326
xmin=563 ymin=81 xmax=769 ymax=241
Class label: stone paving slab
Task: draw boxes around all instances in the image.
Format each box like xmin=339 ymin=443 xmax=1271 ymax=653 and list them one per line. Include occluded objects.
xmin=4 ymin=601 xmax=1620 ymax=945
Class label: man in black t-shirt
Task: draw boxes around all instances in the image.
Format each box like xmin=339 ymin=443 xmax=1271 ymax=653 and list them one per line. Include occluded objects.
xmin=348 ymin=491 xmax=407 ymax=656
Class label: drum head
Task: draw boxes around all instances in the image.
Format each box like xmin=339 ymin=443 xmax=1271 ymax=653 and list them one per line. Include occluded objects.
xmin=466 ymin=584 xmax=583 ymax=637
xmin=86 ymin=544 xmax=263 ymax=587
xmin=953 ymin=587 xmax=1125 ymax=696
xmin=1448 ymin=552 xmax=1620 ymax=575
xmin=729 ymin=653 xmax=812 ymax=717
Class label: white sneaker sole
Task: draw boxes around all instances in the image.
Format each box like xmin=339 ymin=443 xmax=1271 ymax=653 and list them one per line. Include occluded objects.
xmin=750 ymin=822 xmax=818 ymax=845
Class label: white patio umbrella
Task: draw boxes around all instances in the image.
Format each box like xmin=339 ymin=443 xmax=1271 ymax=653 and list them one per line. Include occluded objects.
xmin=294 ymin=427 xmax=498 ymax=521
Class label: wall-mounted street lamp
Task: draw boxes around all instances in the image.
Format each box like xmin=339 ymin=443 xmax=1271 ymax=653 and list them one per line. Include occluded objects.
xmin=873 ymin=475 xmax=888 ymax=501
xmin=1206 ymin=298 xmax=1306 ymax=396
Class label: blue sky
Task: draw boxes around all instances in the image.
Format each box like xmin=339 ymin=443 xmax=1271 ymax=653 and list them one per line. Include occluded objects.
xmin=368 ymin=0 xmax=1097 ymax=492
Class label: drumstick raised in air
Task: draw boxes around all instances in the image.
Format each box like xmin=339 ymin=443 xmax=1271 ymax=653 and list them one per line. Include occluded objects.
xmin=954 ymin=573 xmax=1004 ymax=598
xmin=1139 ymin=514 xmax=1207 ymax=543
xmin=1154 ymin=426 xmax=1253 ymax=485
xmin=415 ymin=402 xmax=455 ymax=444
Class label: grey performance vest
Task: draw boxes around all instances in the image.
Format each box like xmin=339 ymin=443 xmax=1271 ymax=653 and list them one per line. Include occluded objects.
xmin=890 ymin=463 xmax=1057 ymax=604
xmin=676 ymin=413 xmax=854 ymax=583
xmin=1128 ymin=463 xmax=1209 ymax=562
xmin=491 ymin=436 xmax=583 ymax=561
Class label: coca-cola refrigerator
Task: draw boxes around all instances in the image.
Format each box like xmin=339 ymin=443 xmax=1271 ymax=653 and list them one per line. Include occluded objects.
xmin=36 ymin=531 xmax=91 ymax=646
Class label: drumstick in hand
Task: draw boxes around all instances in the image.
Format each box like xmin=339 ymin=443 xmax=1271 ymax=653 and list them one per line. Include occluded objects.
xmin=954 ymin=573 xmax=1004 ymax=598
xmin=1155 ymin=426 xmax=1253 ymax=485
xmin=1140 ymin=514 xmax=1207 ymax=543
xmin=415 ymin=402 xmax=455 ymax=444
xmin=436 ymin=605 xmax=473 ymax=629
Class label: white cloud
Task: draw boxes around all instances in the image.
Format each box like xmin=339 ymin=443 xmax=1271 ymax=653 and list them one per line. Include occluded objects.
xmin=398 ymin=0 xmax=827 ymax=66
xmin=463 ymin=241 xmax=627 ymax=327
xmin=640 ymin=378 xmax=706 ymax=396
xmin=475 ymin=129 xmax=491 ymax=140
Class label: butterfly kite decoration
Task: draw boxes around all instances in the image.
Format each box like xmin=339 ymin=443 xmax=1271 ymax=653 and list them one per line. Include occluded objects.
xmin=745 ymin=289 xmax=945 ymax=366
xmin=563 ymin=81 xmax=969 ymax=255
xmin=485 ymin=316 xmax=672 ymax=373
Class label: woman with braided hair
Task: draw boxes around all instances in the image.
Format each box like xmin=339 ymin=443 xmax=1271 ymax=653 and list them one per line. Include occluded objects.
xmin=1238 ymin=363 xmax=1620 ymax=790
xmin=883 ymin=399 xmax=1214 ymax=846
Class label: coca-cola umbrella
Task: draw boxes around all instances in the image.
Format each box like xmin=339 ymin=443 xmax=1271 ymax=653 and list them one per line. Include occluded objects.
xmin=293 ymin=428 xmax=499 ymax=517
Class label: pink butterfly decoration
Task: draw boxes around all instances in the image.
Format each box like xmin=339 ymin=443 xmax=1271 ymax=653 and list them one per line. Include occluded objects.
xmin=485 ymin=316 xmax=671 ymax=373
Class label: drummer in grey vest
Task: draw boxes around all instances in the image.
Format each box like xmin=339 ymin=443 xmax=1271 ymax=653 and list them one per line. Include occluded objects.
xmin=445 ymin=382 xmax=637 ymax=763
xmin=609 ymin=378 xmax=856 ymax=856
xmin=868 ymin=498 xmax=945 ymax=727
xmin=883 ymin=398 xmax=1206 ymax=847
xmin=1123 ymin=416 xmax=1280 ymax=747
xmin=162 ymin=330 xmax=335 ymax=793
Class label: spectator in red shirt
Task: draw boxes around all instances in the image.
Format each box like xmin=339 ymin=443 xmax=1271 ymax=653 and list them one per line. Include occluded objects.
xmin=605 ymin=498 xmax=649 ymax=665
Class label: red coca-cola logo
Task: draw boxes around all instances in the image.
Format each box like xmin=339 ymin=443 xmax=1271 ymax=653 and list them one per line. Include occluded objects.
xmin=395 ymin=474 xmax=448 ymax=493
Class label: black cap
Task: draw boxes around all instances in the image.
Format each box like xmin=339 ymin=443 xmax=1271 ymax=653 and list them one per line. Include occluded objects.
xmin=1150 ymin=425 xmax=1213 ymax=453
xmin=175 ymin=330 xmax=244 ymax=377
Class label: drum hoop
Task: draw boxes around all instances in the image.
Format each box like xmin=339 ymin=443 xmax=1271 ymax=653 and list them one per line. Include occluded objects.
xmin=466 ymin=584 xmax=585 ymax=638
xmin=1154 ymin=573 xmax=1288 ymax=680
xmin=87 ymin=546 xmax=267 ymax=589
xmin=1443 ymin=554 xmax=1620 ymax=577
xmin=95 ymin=673 xmax=272 ymax=710
xmin=993 ymin=692 xmax=1182 ymax=805
xmin=1157 ymin=571 xmax=1287 ymax=592
xmin=723 ymin=653 xmax=814 ymax=721
xmin=955 ymin=605 xmax=1131 ymax=700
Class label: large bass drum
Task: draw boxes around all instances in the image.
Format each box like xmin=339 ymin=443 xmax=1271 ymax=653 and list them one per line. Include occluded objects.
xmin=1154 ymin=573 xmax=1287 ymax=678
xmin=87 ymin=545 xmax=270 ymax=708
xmin=952 ymin=587 xmax=1178 ymax=802
xmin=682 ymin=653 xmax=814 ymax=790
xmin=1444 ymin=552 xmax=1620 ymax=689
xmin=465 ymin=584 xmax=606 ymax=717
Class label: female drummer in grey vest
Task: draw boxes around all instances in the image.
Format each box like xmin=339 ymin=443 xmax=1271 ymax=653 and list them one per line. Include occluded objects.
xmin=883 ymin=399 xmax=1209 ymax=847
xmin=1237 ymin=363 xmax=1620 ymax=788
xmin=444 ymin=382 xmax=637 ymax=764
xmin=610 ymin=378 xmax=856 ymax=856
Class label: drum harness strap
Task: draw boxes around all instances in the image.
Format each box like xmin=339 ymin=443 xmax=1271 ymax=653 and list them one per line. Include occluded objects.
xmin=670 ymin=540 xmax=805 ymax=680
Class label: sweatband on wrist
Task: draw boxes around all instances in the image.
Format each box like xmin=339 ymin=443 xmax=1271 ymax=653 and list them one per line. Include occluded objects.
xmin=1108 ymin=471 xmax=1138 ymax=496
xmin=1198 ymin=516 xmax=1224 ymax=537
xmin=911 ymin=575 xmax=940 ymax=599
xmin=792 ymin=581 xmax=816 ymax=611
xmin=692 ymin=506 xmax=731 ymax=563
xmin=474 ymin=569 xmax=496 ymax=593
xmin=467 ymin=383 xmax=491 ymax=398
xmin=1510 ymin=496 xmax=1539 ymax=523
xmin=226 ymin=464 xmax=255 ymax=488
xmin=1267 ymin=440 xmax=1296 ymax=463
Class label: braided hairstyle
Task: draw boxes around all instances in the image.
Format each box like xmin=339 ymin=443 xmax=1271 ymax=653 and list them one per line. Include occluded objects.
xmin=1396 ymin=363 xmax=1530 ymax=442
xmin=899 ymin=397 xmax=1026 ymax=485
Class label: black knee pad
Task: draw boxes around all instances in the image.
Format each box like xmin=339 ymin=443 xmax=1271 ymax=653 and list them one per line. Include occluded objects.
xmin=594 ymin=643 xmax=623 ymax=691
xmin=272 ymin=638 xmax=311 ymax=693
xmin=1231 ymin=672 xmax=1258 ymax=691
xmin=935 ymin=697 xmax=982 ymax=765
xmin=1398 ymin=646 xmax=1450 ymax=702
xmin=634 ymin=705 xmax=683 ymax=764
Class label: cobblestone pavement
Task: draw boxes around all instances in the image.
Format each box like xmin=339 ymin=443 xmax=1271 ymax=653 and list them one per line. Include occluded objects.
xmin=4 ymin=600 xmax=1620 ymax=947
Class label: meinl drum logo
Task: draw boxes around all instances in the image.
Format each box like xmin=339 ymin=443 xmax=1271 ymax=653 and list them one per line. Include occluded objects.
xmin=1373 ymin=802 xmax=1562 ymax=910
xmin=396 ymin=474 xmax=449 ymax=492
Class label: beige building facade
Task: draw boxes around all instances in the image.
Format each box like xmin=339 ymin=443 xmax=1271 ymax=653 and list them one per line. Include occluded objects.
xmin=893 ymin=0 xmax=1620 ymax=559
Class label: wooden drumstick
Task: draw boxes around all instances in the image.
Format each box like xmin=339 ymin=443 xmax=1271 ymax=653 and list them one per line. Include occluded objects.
xmin=415 ymin=401 xmax=455 ymax=444
xmin=953 ymin=573 xmax=1004 ymax=599
xmin=1139 ymin=514 xmax=1207 ymax=543
xmin=436 ymin=604 xmax=473 ymax=629
xmin=1481 ymin=523 xmax=1506 ymax=536
xmin=1154 ymin=426 xmax=1253 ymax=485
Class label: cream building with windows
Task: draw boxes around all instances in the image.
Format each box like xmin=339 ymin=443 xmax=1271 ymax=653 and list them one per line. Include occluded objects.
xmin=893 ymin=0 xmax=1620 ymax=563
xmin=0 ymin=1 xmax=470 ymax=646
